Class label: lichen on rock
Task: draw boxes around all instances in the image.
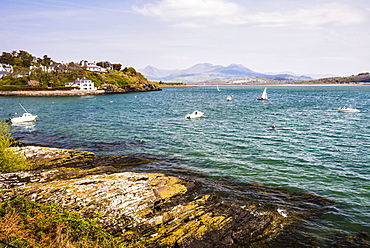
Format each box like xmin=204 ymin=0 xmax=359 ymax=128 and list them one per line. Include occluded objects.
xmin=0 ymin=146 xmax=339 ymax=247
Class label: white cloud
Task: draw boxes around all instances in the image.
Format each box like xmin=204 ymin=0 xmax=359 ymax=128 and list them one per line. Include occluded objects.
xmin=133 ymin=0 xmax=240 ymax=18
xmin=254 ymin=3 xmax=365 ymax=28
xmin=132 ymin=0 xmax=241 ymax=26
xmin=133 ymin=1 xmax=365 ymax=29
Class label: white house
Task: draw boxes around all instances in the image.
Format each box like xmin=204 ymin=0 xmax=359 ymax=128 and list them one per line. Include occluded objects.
xmin=30 ymin=65 xmax=55 ymax=73
xmin=0 ymin=63 xmax=13 ymax=78
xmin=80 ymin=60 xmax=107 ymax=73
xmin=65 ymin=77 xmax=97 ymax=90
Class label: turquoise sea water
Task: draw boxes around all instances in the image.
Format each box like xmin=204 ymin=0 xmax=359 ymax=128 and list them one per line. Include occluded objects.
xmin=2 ymin=86 xmax=370 ymax=242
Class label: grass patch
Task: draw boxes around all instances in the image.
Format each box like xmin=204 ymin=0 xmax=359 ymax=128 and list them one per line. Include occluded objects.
xmin=0 ymin=197 xmax=144 ymax=248
xmin=0 ymin=121 xmax=30 ymax=173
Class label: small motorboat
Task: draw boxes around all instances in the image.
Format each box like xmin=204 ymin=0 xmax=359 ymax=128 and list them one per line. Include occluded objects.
xmin=338 ymin=107 xmax=360 ymax=113
xmin=185 ymin=111 xmax=205 ymax=119
xmin=226 ymin=95 xmax=233 ymax=101
xmin=7 ymin=104 xmax=37 ymax=123
xmin=8 ymin=112 xmax=37 ymax=123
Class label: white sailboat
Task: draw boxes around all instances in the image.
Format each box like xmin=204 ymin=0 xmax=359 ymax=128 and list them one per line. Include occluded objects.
xmin=217 ymin=84 xmax=220 ymax=91
xmin=257 ymin=88 xmax=269 ymax=101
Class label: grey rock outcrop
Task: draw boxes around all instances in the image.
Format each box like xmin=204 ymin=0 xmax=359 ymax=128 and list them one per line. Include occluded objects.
xmin=0 ymin=146 xmax=334 ymax=247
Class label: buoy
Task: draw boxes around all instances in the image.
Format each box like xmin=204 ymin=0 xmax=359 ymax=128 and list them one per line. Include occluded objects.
xmin=271 ymin=125 xmax=276 ymax=129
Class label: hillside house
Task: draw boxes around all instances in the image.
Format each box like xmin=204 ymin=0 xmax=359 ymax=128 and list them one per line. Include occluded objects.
xmin=65 ymin=77 xmax=97 ymax=90
xmin=30 ymin=65 xmax=54 ymax=73
xmin=0 ymin=63 xmax=13 ymax=78
xmin=80 ymin=60 xmax=107 ymax=73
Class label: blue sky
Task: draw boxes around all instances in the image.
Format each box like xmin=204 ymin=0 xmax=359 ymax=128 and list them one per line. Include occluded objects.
xmin=1 ymin=0 xmax=369 ymax=76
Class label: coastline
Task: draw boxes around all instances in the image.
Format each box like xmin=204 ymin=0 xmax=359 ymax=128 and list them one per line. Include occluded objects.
xmin=1 ymin=84 xmax=368 ymax=97
xmin=0 ymin=84 xmax=162 ymax=97
xmin=0 ymin=145 xmax=345 ymax=247
xmin=2 ymin=85 xmax=369 ymax=246
xmin=0 ymin=90 xmax=106 ymax=97
xmin=185 ymin=83 xmax=370 ymax=87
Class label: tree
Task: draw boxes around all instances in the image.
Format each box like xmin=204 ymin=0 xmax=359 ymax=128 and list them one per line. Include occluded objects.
xmin=113 ymin=64 xmax=122 ymax=71
xmin=122 ymin=67 xmax=138 ymax=76
xmin=0 ymin=52 xmax=15 ymax=65
xmin=17 ymin=50 xmax=34 ymax=67
xmin=42 ymin=55 xmax=52 ymax=66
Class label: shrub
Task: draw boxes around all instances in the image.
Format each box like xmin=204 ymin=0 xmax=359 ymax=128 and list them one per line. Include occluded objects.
xmin=0 ymin=197 xmax=139 ymax=248
xmin=0 ymin=121 xmax=29 ymax=173
xmin=0 ymin=85 xmax=27 ymax=91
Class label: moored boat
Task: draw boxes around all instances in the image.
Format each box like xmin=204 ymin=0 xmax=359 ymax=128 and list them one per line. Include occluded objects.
xmin=7 ymin=104 xmax=37 ymax=123
xmin=185 ymin=111 xmax=205 ymax=119
xmin=338 ymin=107 xmax=360 ymax=113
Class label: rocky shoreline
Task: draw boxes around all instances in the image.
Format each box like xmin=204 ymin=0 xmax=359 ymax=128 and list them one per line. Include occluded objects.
xmin=0 ymin=83 xmax=162 ymax=97
xmin=1 ymin=146 xmax=369 ymax=247
xmin=0 ymin=89 xmax=106 ymax=97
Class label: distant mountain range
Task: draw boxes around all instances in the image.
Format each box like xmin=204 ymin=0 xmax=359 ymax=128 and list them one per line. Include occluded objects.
xmin=138 ymin=63 xmax=312 ymax=82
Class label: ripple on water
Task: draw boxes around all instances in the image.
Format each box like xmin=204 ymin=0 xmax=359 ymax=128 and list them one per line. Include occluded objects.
xmin=3 ymin=86 xmax=370 ymax=238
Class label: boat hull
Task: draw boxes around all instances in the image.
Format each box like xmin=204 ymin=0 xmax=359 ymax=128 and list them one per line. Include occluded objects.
xmin=10 ymin=117 xmax=37 ymax=123
xmin=338 ymin=109 xmax=359 ymax=113
xmin=257 ymin=98 xmax=269 ymax=101
xmin=9 ymin=113 xmax=37 ymax=123
xmin=185 ymin=111 xmax=205 ymax=119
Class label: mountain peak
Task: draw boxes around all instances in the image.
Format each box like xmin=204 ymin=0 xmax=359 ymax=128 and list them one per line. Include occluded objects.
xmin=139 ymin=63 xmax=311 ymax=82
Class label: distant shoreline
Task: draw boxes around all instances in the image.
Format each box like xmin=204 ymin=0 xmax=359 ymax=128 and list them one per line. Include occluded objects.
xmin=185 ymin=83 xmax=370 ymax=87
xmin=0 ymin=88 xmax=162 ymax=97
xmin=1 ymin=84 xmax=369 ymax=97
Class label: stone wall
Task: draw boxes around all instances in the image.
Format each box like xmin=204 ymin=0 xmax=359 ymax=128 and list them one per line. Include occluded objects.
xmin=0 ymin=90 xmax=106 ymax=97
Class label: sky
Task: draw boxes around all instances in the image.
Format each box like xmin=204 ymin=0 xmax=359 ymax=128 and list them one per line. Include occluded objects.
xmin=1 ymin=0 xmax=369 ymax=77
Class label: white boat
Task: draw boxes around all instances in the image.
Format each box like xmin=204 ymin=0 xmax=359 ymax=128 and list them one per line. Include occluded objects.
xmin=338 ymin=107 xmax=360 ymax=113
xmin=226 ymin=95 xmax=233 ymax=101
xmin=257 ymin=87 xmax=268 ymax=101
xmin=217 ymin=84 xmax=220 ymax=91
xmin=185 ymin=111 xmax=205 ymax=119
xmin=8 ymin=104 xmax=37 ymax=123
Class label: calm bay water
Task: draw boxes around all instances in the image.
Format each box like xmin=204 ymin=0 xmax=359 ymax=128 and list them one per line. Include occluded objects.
xmin=2 ymin=86 xmax=370 ymax=241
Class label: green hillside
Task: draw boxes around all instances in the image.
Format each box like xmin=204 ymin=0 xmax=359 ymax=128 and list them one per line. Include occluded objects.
xmin=0 ymin=50 xmax=159 ymax=91
xmin=296 ymin=72 xmax=370 ymax=85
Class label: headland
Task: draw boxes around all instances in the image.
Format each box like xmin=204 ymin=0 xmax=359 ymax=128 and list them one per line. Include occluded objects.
xmin=1 ymin=145 xmax=368 ymax=247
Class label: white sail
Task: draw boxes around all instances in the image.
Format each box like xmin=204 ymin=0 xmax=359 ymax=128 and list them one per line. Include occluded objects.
xmin=261 ymin=88 xmax=267 ymax=99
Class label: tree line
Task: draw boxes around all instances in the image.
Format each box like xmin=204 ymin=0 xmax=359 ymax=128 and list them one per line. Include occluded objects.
xmin=0 ymin=50 xmax=52 ymax=67
xmin=0 ymin=50 xmax=151 ymax=90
